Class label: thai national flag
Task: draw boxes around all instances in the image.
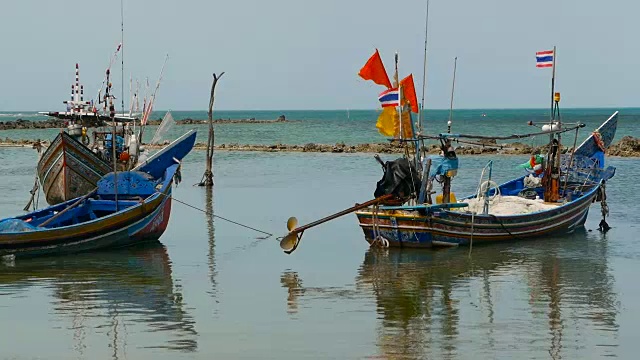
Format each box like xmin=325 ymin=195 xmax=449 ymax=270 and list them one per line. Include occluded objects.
xmin=536 ymin=50 xmax=554 ymax=68
xmin=378 ymin=88 xmax=399 ymax=107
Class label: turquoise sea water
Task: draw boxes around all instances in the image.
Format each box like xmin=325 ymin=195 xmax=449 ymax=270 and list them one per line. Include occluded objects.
xmin=0 ymin=109 xmax=639 ymax=359
xmin=1 ymin=108 xmax=637 ymax=147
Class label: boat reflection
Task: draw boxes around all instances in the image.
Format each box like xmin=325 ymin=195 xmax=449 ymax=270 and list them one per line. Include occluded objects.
xmin=356 ymin=230 xmax=618 ymax=359
xmin=281 ymin=230 xmax=618 ymax=359
xmin=0 ymin=241 xmax=197 ymax=358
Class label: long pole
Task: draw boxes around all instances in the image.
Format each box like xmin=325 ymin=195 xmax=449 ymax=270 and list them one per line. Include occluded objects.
xmin=121 ymin=0 xmax=125 ymax=119
xmin=550 ymin=45 xmax=556 ymax=121
xmin=418 ymin=0 xmax=430 ymax=132
xmin=395 ymin=52 xmax=403 ymax=141
xmin=289 ymin=194 xmax=394 ymax=235
xmin=447 ymin=57 xmax=457 ymax=134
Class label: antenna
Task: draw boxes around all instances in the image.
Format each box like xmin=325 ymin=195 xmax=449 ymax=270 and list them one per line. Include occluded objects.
xmin=418 ymin=0 xmax=430 ymax=132
xmin=121 ymin=0 xmax=125 ymax=118
xmin=447 ymin=57 xmax=457 ymax=134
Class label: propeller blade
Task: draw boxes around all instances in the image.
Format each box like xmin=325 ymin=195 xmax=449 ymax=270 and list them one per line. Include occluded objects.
xmin=280 ymin=232 xmax=299 ymax=252
xmin=287 ymin=216 xmax=298 ymax=231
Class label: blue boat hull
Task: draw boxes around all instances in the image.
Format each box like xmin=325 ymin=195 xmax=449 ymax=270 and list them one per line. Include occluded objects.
xmin=356 ymin=179 xmax=600 ymax=248
xmin=0 ymin=130 xmax=196 ymax=259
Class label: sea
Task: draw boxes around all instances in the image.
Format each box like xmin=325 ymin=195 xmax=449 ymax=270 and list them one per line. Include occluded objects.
xmin=0 ymin=108 xmax=638 ymax=359
xmin=1 ymin=108 xmax=639 ymax=146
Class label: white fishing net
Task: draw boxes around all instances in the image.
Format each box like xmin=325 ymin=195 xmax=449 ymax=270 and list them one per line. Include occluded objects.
xmin=462 ymin=195 xmax=559 ymax=215
xmin=150 ymin=111 xmax=175 ymax=145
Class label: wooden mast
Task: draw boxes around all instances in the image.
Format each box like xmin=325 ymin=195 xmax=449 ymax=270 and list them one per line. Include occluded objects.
xmin=543 ymin=46 xmax=560 ymax=202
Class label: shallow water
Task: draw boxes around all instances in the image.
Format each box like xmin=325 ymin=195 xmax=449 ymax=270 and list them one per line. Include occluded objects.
xmin=0 ymin=147 xmax=638 ymax=359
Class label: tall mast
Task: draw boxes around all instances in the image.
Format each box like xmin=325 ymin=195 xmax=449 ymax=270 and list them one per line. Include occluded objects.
xmin=447 ymin=57 xmax=457 ymax=134
xmin=106 ymin=69 xmax=119 ymax=211
xmin=418 ymin=0 xmax=430 ymax=132
xmin=395 ymin=52 xmax=402 ymax=141
xmin=543 ymin=46 xmax=560 ymax=203
xmin=120 ymin=0 xmax=125 ymax=119
xmin=550 ymin=45 xmax=556 ymax=121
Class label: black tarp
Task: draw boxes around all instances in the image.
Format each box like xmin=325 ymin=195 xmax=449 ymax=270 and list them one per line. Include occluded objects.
xmin=374 ymin=157 xmax=422 ymax=199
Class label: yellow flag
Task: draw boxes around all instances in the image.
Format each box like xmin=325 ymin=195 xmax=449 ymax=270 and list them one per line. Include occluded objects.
xmin=376 ymin=107 xmax=396 ymax=136
xmin=390 ymin=106 xmax=414 ymax=139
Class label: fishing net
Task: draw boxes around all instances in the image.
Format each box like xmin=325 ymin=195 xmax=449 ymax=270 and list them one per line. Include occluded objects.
xmin=0 ymin=219 xmax=40 ymax=233
xmin=150 ymin=111 xmax=175 ymax=145
xmin=463 ymin=195 xmax=559 ymax=215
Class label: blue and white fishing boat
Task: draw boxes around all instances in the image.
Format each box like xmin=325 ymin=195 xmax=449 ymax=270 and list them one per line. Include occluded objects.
xmin=279 ymin=47 xmax=618 ymax=253
xmin=354 ymin=112 xmax=617 ymax=248
xmin=0 ymin=130 xmax=196 ymax=258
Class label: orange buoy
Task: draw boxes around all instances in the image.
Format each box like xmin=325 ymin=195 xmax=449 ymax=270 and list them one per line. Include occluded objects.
xmin=119 ymin=151 xmax=130 ymax=162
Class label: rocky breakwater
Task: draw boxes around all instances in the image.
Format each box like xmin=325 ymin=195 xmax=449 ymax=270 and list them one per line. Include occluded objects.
xmin=607 ymin=136 xmax=640 ymax=157
xmin=206 ymin=142 xmax=504 ymax=154
xmin=145 ymin=114 xmax=289 ymax=126
xmin=0 ymin=137 xmax=49 ymax=147
xmin=0 ymin=118 xmax=65 ymax=130
xmin=209 ymin=141 xmax=407 ymax=153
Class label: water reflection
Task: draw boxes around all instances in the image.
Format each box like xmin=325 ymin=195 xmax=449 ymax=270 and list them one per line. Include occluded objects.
xmin=282 ymin=231 xmax=619 ymax=359
xmin=0 ymin=242 xmax=198 ymax=357
xmin=206 ymin=189 xmax=217 ymax=299
xmin=356 ymin=231 xmax=619 ymax=359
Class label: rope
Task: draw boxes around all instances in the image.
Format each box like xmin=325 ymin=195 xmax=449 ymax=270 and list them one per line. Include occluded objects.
xmin=168 ymin=195 xmax=273 ymax=238
xmin=370 ymin=205 xmax=389 ymax=248
xmin=598 ymin=182 xmax=611 ymax=232
xmin=489 ymin=214 xmax=524 ymax=240
xmin=469 ymin=211 xmax=475 ymax=257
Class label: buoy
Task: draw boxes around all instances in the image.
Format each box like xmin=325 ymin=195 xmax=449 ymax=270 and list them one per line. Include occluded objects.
xmin=542 ymin=123 xmax=560 ymax=132
xmin=119 ymin=151 xmax=130 ymax=162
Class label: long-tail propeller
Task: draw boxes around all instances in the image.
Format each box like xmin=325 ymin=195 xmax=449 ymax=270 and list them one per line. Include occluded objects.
xmin=279 ymin=194 xmax=394 ymax=255
xmin=280 ymin=216 xmax=301 ymax=254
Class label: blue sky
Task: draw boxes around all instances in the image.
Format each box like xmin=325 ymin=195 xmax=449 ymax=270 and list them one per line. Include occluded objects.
xmin=0 ymin=0 xmax=636 ymax=111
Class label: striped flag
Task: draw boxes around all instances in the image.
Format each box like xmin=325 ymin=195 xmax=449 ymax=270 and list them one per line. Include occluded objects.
xmin=536 ymin=50 xmax=554 ymax=68
xmin=378 ymin=88 xmax=399 ymax=107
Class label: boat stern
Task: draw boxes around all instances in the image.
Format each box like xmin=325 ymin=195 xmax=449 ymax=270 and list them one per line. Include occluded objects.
xmin=356 ymin=208 xmax=435 ymax=248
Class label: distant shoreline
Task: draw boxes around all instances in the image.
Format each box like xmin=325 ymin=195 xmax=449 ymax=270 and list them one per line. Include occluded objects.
xmin=0 ymin=116 xmax=288 ymax=130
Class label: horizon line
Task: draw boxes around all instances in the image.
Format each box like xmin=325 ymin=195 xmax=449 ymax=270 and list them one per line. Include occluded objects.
xmin=5 ymin=106 xmax=633 ymax=113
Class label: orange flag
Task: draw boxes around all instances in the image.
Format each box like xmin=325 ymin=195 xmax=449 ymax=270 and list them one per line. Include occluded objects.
xmin=358 ymin=49 xmax=392 ymax=89
xmin=400 ymin=74 xmax=419 ymax=113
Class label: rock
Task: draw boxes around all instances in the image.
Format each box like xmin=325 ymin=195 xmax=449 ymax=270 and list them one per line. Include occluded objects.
xmin=608 ymin=136 xmax=640 ymax=157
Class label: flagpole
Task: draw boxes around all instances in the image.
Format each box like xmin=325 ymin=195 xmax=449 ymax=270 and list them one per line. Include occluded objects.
xmin=550 ymin=45 xmax=556 ymax=121
xmin=395 ymin=52 xmax=402 ymax=141
xmin=418 ymin=0 xmax=430 ymax=133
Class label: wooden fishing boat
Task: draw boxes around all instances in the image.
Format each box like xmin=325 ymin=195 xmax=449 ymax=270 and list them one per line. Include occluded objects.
xmin=0 ymin=130 xmax=196 ymax=258
xmin=34 ymin=55 xmax=168 ymax=206
xmin=37 ymin=131 xmax=113 ymax=205
xmin=278 ymin=48 xmax=618 ymax=254
xmin=352 ymin=111 xmax=618 ymax=248
xmin=35 ymin=62 xmax=137 ymax=205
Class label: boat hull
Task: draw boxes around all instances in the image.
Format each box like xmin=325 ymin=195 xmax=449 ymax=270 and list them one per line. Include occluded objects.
xmin=0 ymin=183 xmax=173 ymax=258
xmin=356 ymin=183 xmax=598 ymax=248
xmin=37 ymin=132 xmax=112 ymax=205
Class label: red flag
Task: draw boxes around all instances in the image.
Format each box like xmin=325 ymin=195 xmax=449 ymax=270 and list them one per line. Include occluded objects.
xmin=358 ymin=49 xmax=392 ymax=89
xmin=400 ymin=74 xmax=419 ymax=113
